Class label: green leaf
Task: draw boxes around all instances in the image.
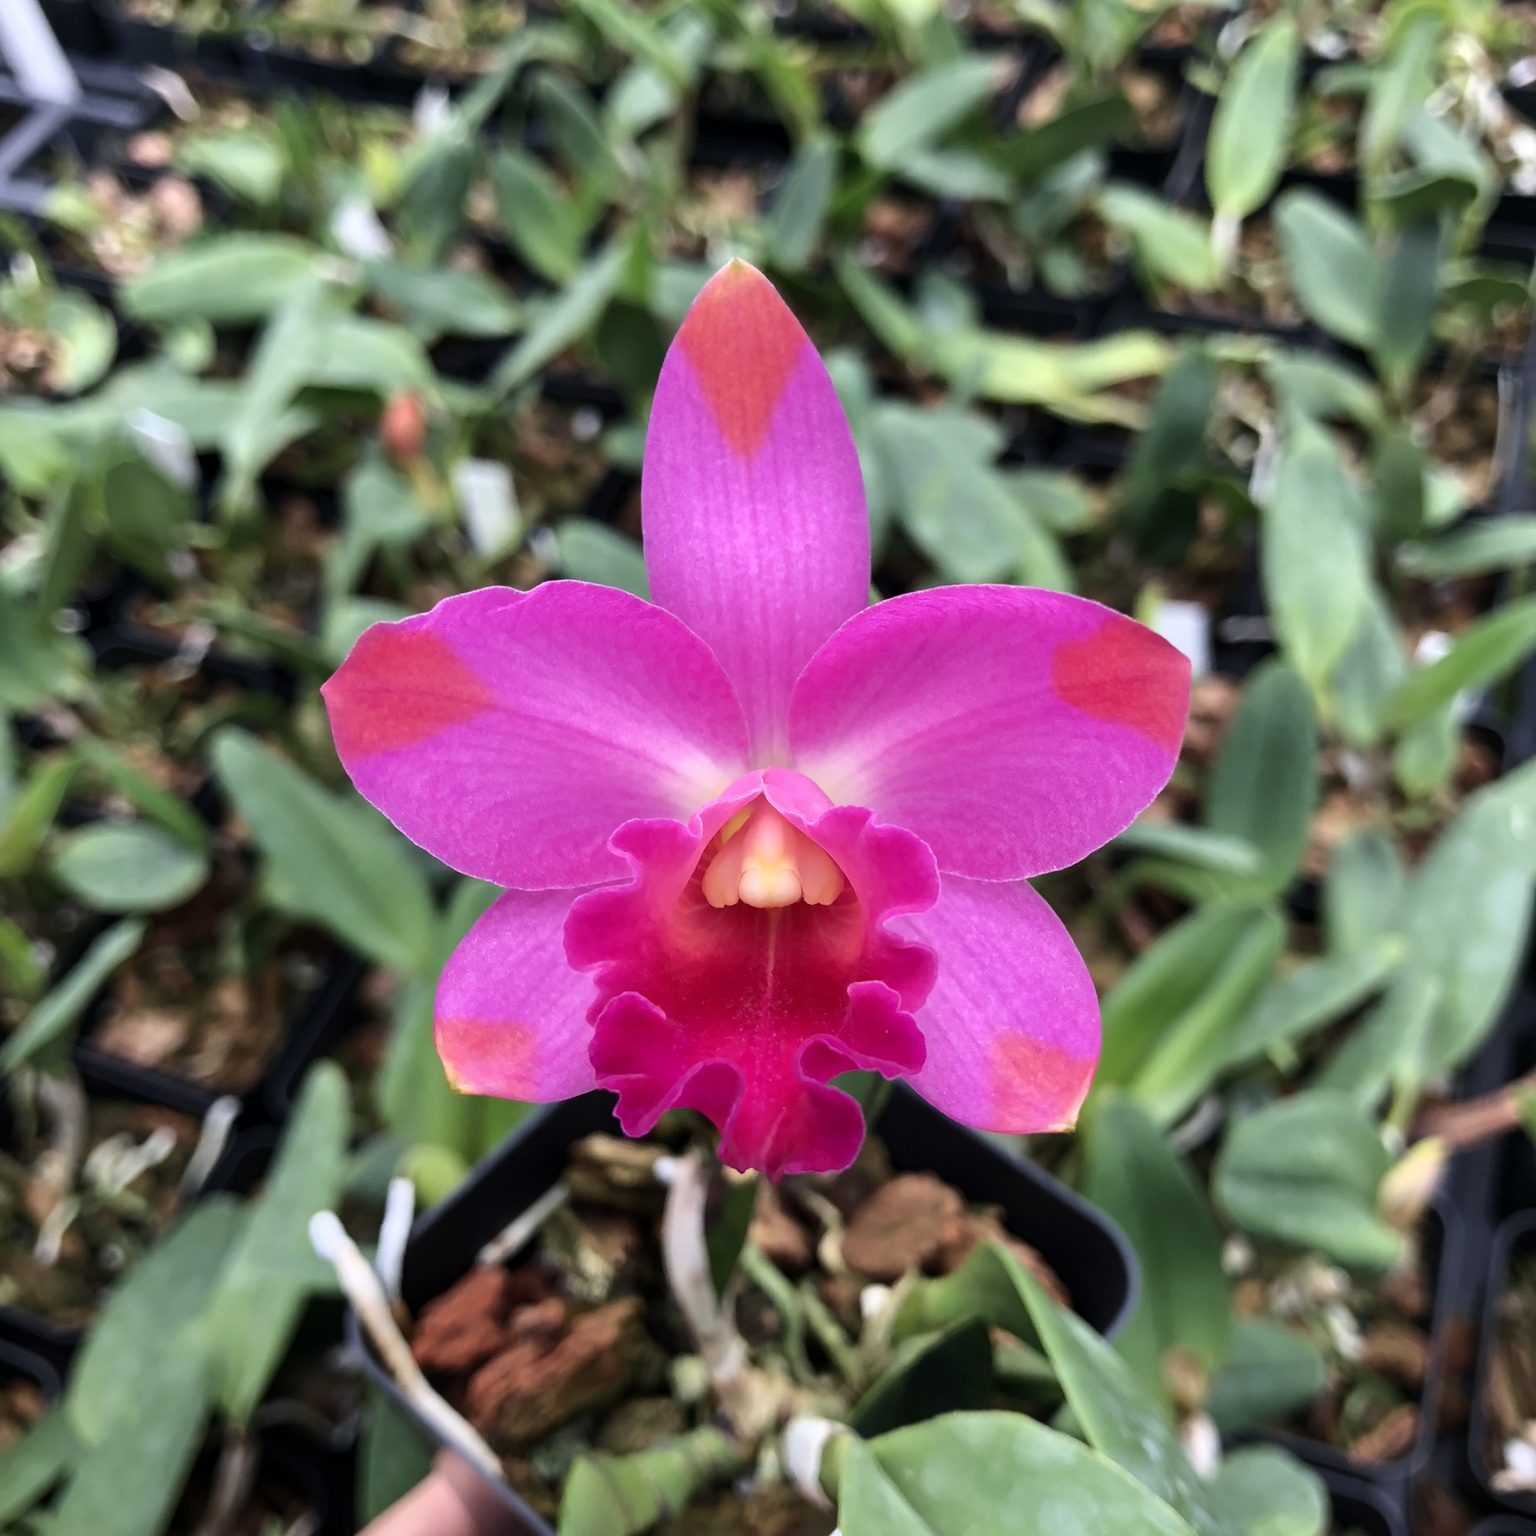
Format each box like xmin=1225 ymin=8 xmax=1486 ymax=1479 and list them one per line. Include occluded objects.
xmin=202 ymin=1062 xmax=350 ymax=1422
xmin=211 ymin=728 xmax=436 ymax=973
xmin=1273 ymin=192 xmax=1380 ymax=349
xmin=305 ymin=316 xmax=437 ymax=398
xmin=45 ymin=288 xmax=117 ymax=393
xmin=1208 ymin=1446 xmax=1327 ymax=1536
xmin=396 ymin=131 xmax=475 ymax=267
xmin=1113 ymin=821 xmax=1263 ymax=878
xmin=72 ymin=737 xmax=210 ymax=853
xmin=0 ymin=586 xmax=89 ymax=712
xmin=851 ymin=1319 xmax=994 ymax=1437
xmin=1394 ymin=702 xmax=1460 ymax=796
xmin=0 ymin=1407 xmax=75 ymax=1525
xmin=1260 ymin=428 xmax=1372 ymax=704
xmin=50 ymin=1366 xmax=210 ymax=1536
xmin=1399 ymin=516 xmax=1536 ymax=577
xmin=99 ymin=453 xmax=197 ymax=576
xmin=1397 ymin=761 xmax=1536 ymax=1076
xmin=1262 ymin=351 xmax=1383 ymax=431
xmin=766 ymin=136 xmax=838 ymax=273
xmin=49 ymin=822 xmax=210 ymax=914
xmin=554 ymin=520 xmax=649 ymax=597
xmin=1207 ymin=17 xmax=1300 ymax=221
xmin=1313 ymin=976 xmax=1440 ymax=1108
xmin=0 ymin=753 xmax=78 ymax=877
xmin=1000 ymin=1257 xmax=1225 ymax=1535
xmin=1325 ymin=828 xmax=1407 ymax=956
xmin=1214 ymin=1092 xmax=1404 ymax=1269
xmin=1383 ymin=594 xmax=1536 ymax=727
xmin=706 ymin=1172 xmax=759 ymax=1299
xmin=0 ymin=917 xmax=146 ymax=1073
xmin=836 ymin=1416 xmax=1198 ymax=1536
xmin=1330 ymin=585 xmax=1410 ymax=748
xmin=485 ymin=241 xmax=628 ymax=404
xmin=874 ymin=403 xmax=1035 ymax=582
xmin=492 ymin=147 xmax=583 ymax=284
xmin=357 ymin=1388 xmax=434 ymax=1524
xmin=1100 ymin=185 xmax=1221 ymax=294
xmin=1098 ymin=905 xmax=1280 ymax=1090
xmin=377 ymin=879 xmax=518 ymax=1161
xmin=219 ymin=277 xmax=338 ymax=511
xmin=177 ymin=128 xmax=286 ymax=203
xmin=1083 ymin=1094 xmax=1230 ymax=1404
xmin=120 ymin=235 xmax=320 ymax=326
xmin=1221 ymin=940 xmax=1402 ymax=1068
xmin=1373 ymin=221 xmax=1441 ymax=383
xmin=936 ymin=328 xmax=1169 ymax=418
xmin=1117 ymin=346 xmax=1217 ymax=560
xmin=366 ymin=262 xmax=522 ymax=344
xmin=857 ymin=57 xmax=998 ymax=170
xmin=559 ymin=1428 xmax=744 ymax=1536
xmin=1205 ymin=663 xmax=1318 ymax=892
xmin=1361 ymin=9 xmax=1444 ymax=171
xmin=1122 ymin=906 xmax=1286 ymax=1127
xmin=1206 ymin=1319 xmax=1329 ymax=1436
xmin=68 ymin=1198 xmax=243 ymax=1444
xmin=1003 ymin=93 xmax=1135 ymax=184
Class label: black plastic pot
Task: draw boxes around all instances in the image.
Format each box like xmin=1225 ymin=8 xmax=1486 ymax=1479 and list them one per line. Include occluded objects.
xmin=1264 ymin=1201 xmax=1458 ymax=1486
xmin=1320 ymin=1468 xmax=1408 ymax=1536
xmin=0 ymin=1331 xmax=64 ymax=1408
xmin=354 ymin=1087 xmax=1139 ymax=1529
xmin=260 ymin=953 xmax=369 ymax=1122
xmin=1471 ymin=1211 xmax=1536 ymax=1519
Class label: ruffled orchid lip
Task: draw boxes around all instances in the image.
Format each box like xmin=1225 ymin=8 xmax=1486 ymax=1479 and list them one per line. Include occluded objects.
xmin=563 ymin=768 xmax=940 ymax=1179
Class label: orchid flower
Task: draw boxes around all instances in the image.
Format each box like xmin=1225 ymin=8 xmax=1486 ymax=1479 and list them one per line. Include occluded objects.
xmin=322 ymin=261 xmax=1190 ymax=1179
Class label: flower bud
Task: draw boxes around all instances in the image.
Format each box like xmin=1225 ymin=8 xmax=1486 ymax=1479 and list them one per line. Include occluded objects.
xmin=380 ymin=390 xmax=427 ymax=465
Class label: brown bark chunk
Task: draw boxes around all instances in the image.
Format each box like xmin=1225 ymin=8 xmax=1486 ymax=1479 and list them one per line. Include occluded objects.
xmin=841 ymin=1174 xmax=965 ymax=1280
xmin=466 ymin=1297 xmax=648 ymax=1451
xmin=411 ymin=1267 xmax=517 ymax=1377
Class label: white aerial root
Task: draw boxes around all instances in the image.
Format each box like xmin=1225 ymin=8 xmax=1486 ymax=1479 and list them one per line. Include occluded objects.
xmin=308 ymin=1211 xmax=499 ymax=1476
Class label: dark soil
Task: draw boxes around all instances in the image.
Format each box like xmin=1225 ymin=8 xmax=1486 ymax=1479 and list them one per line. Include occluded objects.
xmin=0 ymin=1096 xmax=200 ymax=1326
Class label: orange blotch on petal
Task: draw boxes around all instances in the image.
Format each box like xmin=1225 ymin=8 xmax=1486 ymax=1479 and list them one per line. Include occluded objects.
xmin=678 ymin=261 xmax=807 ymax=459
xmin=989 ymin=1032 xmax=1095 ymax=1132
xmin=324 ymin=626 xmax=493 ymax=756
xmin=437 ymin=1017 xmax=537 ymax=1097
xmin=1050 ymin=612 xmax=1189 ymax=752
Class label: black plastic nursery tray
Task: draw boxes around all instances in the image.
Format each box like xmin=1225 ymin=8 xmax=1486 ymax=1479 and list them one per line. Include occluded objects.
xmin=1323 ymin=1470 xmax=1407 ymax=1536
xmin=1265 ymin=1201 xmax=1460 ymax=1487
xmin=1471 ymin=1210 xmax=1536 ymax=1520
xmin=355 ymin=1087 xmax=1139 ymax=1530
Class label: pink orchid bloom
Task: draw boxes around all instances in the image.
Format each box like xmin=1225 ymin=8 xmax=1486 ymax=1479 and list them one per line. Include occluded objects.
xmin=322 ymin=261 xmax=1190 ymax=1179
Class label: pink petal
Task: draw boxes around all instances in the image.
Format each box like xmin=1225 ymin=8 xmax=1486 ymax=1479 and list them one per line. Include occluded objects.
xmin=643 ymin=261 xmax=869 ymax=763
xmin=322 ymin=583 xmax=751 ymax=889
xmin=902 ymin=875 xmax=1099 ymax=1133
xmin=790 ymin=586 xmax=1190 ymax=880
xmin=564 ymin=769 xmax=938 ymax=1178
xmin=436 ymin=888 xmax=598 ymax=1101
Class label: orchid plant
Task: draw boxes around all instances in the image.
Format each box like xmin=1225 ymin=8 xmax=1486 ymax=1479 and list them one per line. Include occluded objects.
xmin=321 ymin=260 xmax=1190 ymax=1179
